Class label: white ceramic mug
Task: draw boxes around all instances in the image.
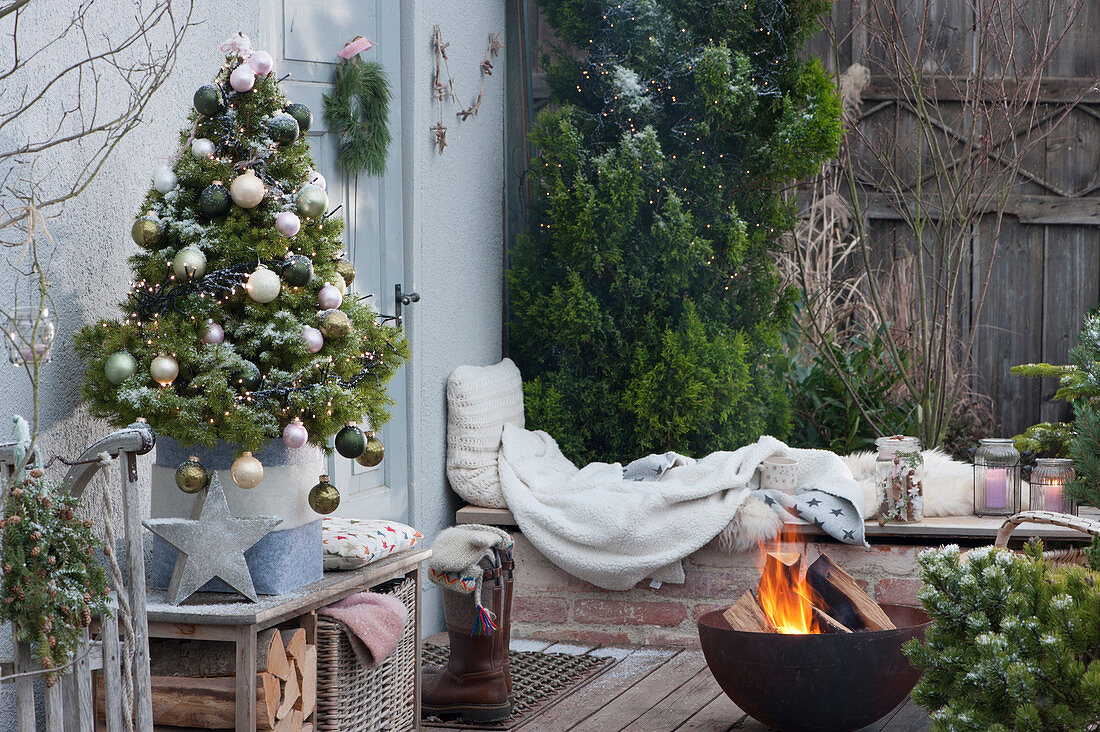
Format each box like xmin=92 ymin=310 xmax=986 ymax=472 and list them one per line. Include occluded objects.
xmin=760 ymin=455 xmax=799 ymax=493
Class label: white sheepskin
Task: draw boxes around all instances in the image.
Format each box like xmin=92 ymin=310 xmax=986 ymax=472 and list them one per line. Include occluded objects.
xmin=843 ymin=448 xmax=974 ymax=518
xmin=714 ymin=495 xmax=782 ymax=552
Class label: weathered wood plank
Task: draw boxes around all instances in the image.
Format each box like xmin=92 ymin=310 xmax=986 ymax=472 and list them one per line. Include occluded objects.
xmin=568 ymin=651 xmax=707 ymax=732
xmin=862 ymin=76 xmax=1100 ymax=104
xmin=120 ymin=452 xmax=154 ymax=732
xmin=235 ymin=625 xmax=258 ymax=732
xmin=512 ymin=647 xmax=677 ymax=732
xmin=102 ymin=608 xmax=125 ymax=732
xmin=674 ymin=691 xmax=746 ymax=731
xmin=622 ymin=666 xmax=722 ymax=732
xmin=12 ymin=637 xmax=36 ymax=732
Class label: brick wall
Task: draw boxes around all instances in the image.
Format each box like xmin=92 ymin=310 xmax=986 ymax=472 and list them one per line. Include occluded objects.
xmin=510 ymin=533 xmax=924 ymax=647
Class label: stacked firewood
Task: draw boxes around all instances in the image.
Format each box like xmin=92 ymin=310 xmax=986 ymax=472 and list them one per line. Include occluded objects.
xmin=97 ymin=623 xmax=317 ymax=730
xmin=724 ymin=551 xmax=897 ymax=634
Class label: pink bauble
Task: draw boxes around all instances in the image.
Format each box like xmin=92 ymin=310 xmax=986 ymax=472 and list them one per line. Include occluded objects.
xmin=302 ymin=326 xmax=324 ymax=353
xmin=201 ymin=321 xmax=225 ymax=345
xmin=317 ymin=284 xmax=343 ymax=310
xmin=248 ymin=50 xmax=274 ymax=76
xmin=230 ymin=65 xmax=255 ymax=92
xmin=282 ymin=420 xmax=308 ymax=449
xmin=275 ymin=211 xmax=301 ymax=238
xmin=307 ymin=170 xmax=327 ymax=191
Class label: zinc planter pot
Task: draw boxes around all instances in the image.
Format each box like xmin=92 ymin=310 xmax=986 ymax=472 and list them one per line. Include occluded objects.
xmin=149 ymin=437 xmax=324 ymax=596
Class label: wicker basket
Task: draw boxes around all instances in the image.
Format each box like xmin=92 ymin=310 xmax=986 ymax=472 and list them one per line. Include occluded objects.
xmin=315 ymin=575 xmax=418 ymax=732
xmin=994 ymin=510 xmax=1100 ymax=566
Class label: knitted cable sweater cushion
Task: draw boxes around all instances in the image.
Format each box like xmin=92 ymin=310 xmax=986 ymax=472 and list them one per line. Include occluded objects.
xmin=446 ymin=358 xmax=525 ymax=508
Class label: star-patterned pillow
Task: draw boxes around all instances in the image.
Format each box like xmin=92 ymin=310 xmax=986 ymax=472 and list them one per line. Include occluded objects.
xmin=322 ymin=517 xmax=423 ymax=570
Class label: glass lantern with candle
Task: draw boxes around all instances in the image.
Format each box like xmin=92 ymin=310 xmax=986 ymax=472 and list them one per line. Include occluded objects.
xmin=973 ymin=438 xmax=1022 ymax=516
xmin=1029 ymin=458 xmax=1076 ymax=515
xmin=875 ymin=435 xmax=924 ymax=523
xmin=4 ymin=306 xmax=57 ymax=365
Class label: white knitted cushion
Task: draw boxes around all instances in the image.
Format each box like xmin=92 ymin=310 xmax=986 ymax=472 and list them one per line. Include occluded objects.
xmin=446 ymin=358 xmax=525 ymax=508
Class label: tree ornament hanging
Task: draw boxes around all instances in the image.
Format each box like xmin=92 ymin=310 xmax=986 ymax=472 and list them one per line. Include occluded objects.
xmin=245 ymin=265 xmax=281 ymax=303
xmin=334 ymin=258 xmax=356 ymax=287
xmin=356 ymin=431 xmax=385 ymax=467
xmin=282 ymin=417 xmax=308 ymax=449
xmin=172 ymin=246 xmax=207 ymax=280
xmin=318 ymin=309 xmax=351 ymax=339
xmin=296 ymin=184 xmax=328 ymax=218
xmin=193 ymin=84 xmax=225 ymax=116
xmin=131 ymin=217 xmax=161 ymax=249
xmin=201 ymin=320 xmax=225 ymax=345
xmin=175 ymin=456 xmax=211 ymax=494
xmin=301 ymin=326 xmax=324 ymax=353
xmin=229 ymin=64 xmax=256 ymax=93
xmin=275 ymin=211 xmax=301 ymax=237
xmin=229 ymin=170 xmax=265 ymax=208
xmin=317 ymin=283 xmax=343 ymax=309
xmin=150 ymin=354 xmax=179 ymax=386
xmin=104 ymin=350 xmax=138 ymax=385
xmin=153 ymin=166 xmax=177 ymax=194
xmin=191 ymin=138 xmax=215 ymax=158
xmin=267 ymin=113 xmax=300 ymax=145
xmin=322 ymin=43 xmax=391 ymax=176
xmin=199 ymin=183 xmax=232 ymax=217
xmin=248 ymin=50 xmax=274 ymax=76
xmin=331 ymin=275 xmax=347 ymax=296
xmin=233 ymin=360 xmax=262 ymax=391
xmin=308 ymin=474 xmax=341 ymax=514
xmin=230 ymin=451 xmax=264 ymax=489
xmin=307 ymin=170 xmax=326 ymax=191
xmin=285 ymin=103 xmax=313 ymax=134
xmin=281 ymin=254 xmax=314 ymax=287
xmin=334 ymin=422 xmax=366 ymax=458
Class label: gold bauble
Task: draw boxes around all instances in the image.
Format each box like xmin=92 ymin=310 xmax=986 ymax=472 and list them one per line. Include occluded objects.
xmin=318 ymin=309 xmax=352 ymax=339
xmin=230 ymin=451 xmax=264 ymax=489
xmin=308 ymin=474 xmax=340 ymax=515
xmin=131 ymin=218 xmax=160 ymax=249
xmin=174 ymin=456 xmax=210 ymax=494
xmin=355 ymin=433 xmax=385 ymax=468
xmin=150 ymin=354 xmax=179 ymax=386
xmin=334 ymin=259 xmax=355 ymax=287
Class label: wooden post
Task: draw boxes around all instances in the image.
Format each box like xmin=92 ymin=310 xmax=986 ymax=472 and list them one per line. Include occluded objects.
xmin=74 ymin=627 xmax=95 ymax=732
xmin=235 ymin=625 xmax=258 ymax=732
xmin=44 ymin=672 xmax=65 ymax=729
xmin=102 ymin=605 xmax=124 ymax=732
xmin=12 ymin=637 xmax=36 ymax=732
xmin=120 ymin=451 xmax=154 ymax=730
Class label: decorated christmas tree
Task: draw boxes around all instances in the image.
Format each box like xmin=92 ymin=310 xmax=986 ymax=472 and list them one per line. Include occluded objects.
xmin=74 ymin=38 xmax=405 ymax=597
xmin=905 ymin=544 xmax=1100 ymax=730
xmin=508 ymin=0 xmax=841 ymax=464
xmin=75 ymin=38 xmax=405 ymax=476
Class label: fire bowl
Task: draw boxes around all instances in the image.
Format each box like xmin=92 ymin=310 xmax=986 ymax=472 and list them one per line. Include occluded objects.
xmin=697 ymin=604 xmax=930 ymax=732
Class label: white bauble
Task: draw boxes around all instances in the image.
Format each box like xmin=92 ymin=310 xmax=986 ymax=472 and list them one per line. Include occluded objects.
xmin=275 ymin=211 xmax=301 ymax=238
xmin=150 ymin=354 xmax=179 ymax=385
xmin=248 ymin=50 xmax=274 ymax=76
xmin=153 ymin=166 xmax=177 ymax=194
xmin=230 ymin=65 xmax=256 ymax=93
xmin=307 ymin=170 xmax=327 ymax=191
xmin=230 ymin=170 xmax=266 ymax=208
xmin=245 ymin=265 xmax=281 ymax=303
xmin=191 ymin=138 xmax=215 ymax=158
xmin=172 ymin=246 xmax=207 ymax=280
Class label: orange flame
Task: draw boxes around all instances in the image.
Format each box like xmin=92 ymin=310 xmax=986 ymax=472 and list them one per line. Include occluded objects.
xmin=756 ymin=526 xmax=823 ymax=635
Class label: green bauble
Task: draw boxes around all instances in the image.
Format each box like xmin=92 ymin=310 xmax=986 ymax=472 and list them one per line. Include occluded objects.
xmin=267 ymin=113 xmax=300 ymax=145
xmin=104 ymin=351 xmax=138 ymax=385
xmin=318 ymin=309 xmax=352 ymax=339
xmin=334 ymin=423 xmax=366 ymax=458
xmin=281 ymin=254 xmax=314 ymax=287
xmin=334 ymin=259 xmax=356 ymax=287
xmin=284 ymin=103 xmax=313 ymax=134
xmin=233 ymin=360 xmax=262 ymax=391
xmin=193 ymin=84 xmax=225 ymax=116
xmin=296 ymin=184 xmax=328 ymax=218
xmin=355 ymin=433 xmax=384 ymax=467
xmin=308 ymin=475 xmax=340 ymax=514
xmin=131 ymin=218 xmax=161 ymax=249
xmin=174 ymin=456 xmax=210 ymax=494
xmin=199 ymin=184 xmax=232 ymax=217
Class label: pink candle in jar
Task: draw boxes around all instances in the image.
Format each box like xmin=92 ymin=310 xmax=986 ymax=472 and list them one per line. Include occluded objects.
xmin=986 ymin=468 xmax=1007 ymax=509
xmin=1044 ymin=479 xmax=1064 ymax=511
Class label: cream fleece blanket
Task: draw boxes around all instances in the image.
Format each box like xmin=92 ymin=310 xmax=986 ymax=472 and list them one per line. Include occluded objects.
xmin=497 ymin=425 xmax=865 ymax=591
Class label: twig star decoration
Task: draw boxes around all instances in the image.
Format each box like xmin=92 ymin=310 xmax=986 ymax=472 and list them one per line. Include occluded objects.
xmin=431 ymin=26 xmax=503 ymax=154
xmin=143 ymin=473 xmax=282 ymax=604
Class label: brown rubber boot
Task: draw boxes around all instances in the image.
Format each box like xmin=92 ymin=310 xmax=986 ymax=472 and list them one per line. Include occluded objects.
xmin=500 ymin=550 xmax=515 ymax=700
xmin=422 ymin=564 xmax=512 ymax=722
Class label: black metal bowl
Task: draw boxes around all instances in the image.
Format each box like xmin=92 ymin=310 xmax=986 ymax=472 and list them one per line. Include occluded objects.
xmin=697 ymin=604 xmax=931 ymax=732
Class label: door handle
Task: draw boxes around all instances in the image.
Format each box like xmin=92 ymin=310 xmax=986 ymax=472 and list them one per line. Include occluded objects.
xmin=395 ymin=284 xmax=420 ymax=328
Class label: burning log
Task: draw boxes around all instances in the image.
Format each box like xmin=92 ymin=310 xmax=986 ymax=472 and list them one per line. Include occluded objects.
xmin=811 ymin=606 xmax=852 ymax=633
xmin=723 ymin=591 xmax=777 ymax=633
xmin=805 ymin=554 xmax=896 ymax=631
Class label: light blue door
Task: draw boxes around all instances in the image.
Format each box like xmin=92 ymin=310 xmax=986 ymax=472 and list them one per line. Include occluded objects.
xmin=271 ymin=0 xmax=408 ymax=522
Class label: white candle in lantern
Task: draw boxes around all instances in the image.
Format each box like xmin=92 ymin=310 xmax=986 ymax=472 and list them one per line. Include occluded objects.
xmin=986 ymin=468 xmax=1007 ymax=509
xmin=1044 ymin=478 xmax=1064 ymax=511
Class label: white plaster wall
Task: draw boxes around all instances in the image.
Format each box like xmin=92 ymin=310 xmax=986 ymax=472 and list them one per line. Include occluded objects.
xmin=400 ymin=0 xmax=507 ymax=634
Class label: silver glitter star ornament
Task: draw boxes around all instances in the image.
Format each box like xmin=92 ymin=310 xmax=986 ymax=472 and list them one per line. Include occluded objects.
xmin=143 ymin=472 xmax=282 ymax=604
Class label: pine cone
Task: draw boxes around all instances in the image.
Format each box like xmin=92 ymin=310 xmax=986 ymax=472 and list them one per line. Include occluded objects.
xmin=37 ymin=568 xmax=47 ymax=579
xmin=3 ymin=596 xmax=14 ymax=605
xmin=30 ymin=546 xmax=40 ymax=557
xmin=83 ymin=592 xmax=91 ymax=604
xmin=29 ymin=531 xmax=41 ymax=541
xmin=47 ymin=635 xmax=56 ymax=647
xmin=83 ymin=519 xmax=93 ymax=528
xmin=13 ymin=587 xmax=24 ymax=599
xmin=0 ymin=519 xmax=6 ymax=529
xmin=40 ymin=656 xmax=52 ymax=669
xmin=38 ymin=494 xmax=49 ymax=507
xmin=10 ymin=488 xmax=22 ymax=498
xmin=9 ymin=515 xmax=20 ymax=525
xmin=101 ymin=586 xmax=111 ymax=597
xmin=48 ymin=588 xmax=58 ymax=599
xmin=103 ymin=544 xmax=112 ymax=556
xmin=80 ymin=608 xmax=91 ymax=626
xmin=46 ymin=556 xmax=56 ymax=566
xmin=42 ymin=618 xmax=52 ymax=632
xmin=29 ymin=468 xmax=43 ymax=478
xmin=3 ymin=563 xmax=11 ymax=573
xmin=62 ymin=508 xmax=75 ymax=521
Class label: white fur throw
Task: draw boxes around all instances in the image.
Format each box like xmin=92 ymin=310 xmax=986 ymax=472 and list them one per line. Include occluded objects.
xmin=446 ymin=359 xmax=526 ymax=508
xmin=843 ymin=449 xmax=974 ymax=518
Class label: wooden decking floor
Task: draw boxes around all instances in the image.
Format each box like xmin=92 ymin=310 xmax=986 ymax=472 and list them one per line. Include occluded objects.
xmin=425 ymin=636 xmax=931 ymax=732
